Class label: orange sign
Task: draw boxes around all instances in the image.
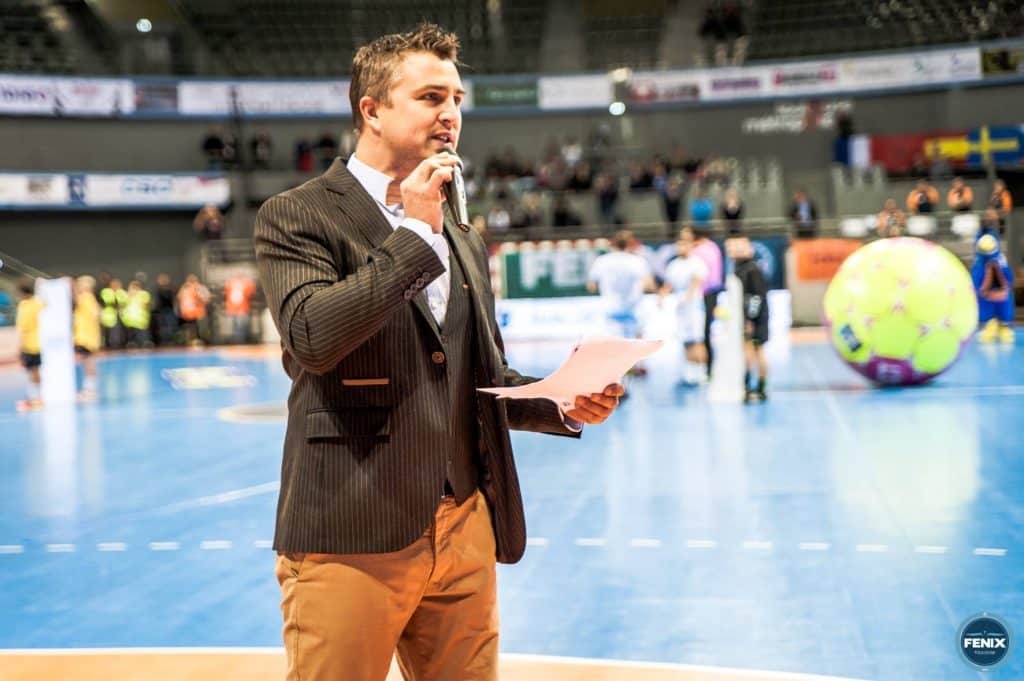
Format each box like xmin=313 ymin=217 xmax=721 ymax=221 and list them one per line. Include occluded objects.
xmin=793 ymin=239 xmax=861 ymax=281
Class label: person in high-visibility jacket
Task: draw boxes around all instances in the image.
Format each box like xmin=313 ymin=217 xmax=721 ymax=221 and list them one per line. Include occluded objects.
xmin=99 ymin=279 xmax=128 ymax=350
xmin=177 ymin=274 xmax=211 ymax=346
xmin=73 ymin=275 xmax=101 ymax=400
xmin=122 ymin=279 xmax=152 ymax=348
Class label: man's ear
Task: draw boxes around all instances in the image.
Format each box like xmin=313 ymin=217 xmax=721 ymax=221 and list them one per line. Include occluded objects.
xmin=359 ymin=96 xmax=381 ymax=133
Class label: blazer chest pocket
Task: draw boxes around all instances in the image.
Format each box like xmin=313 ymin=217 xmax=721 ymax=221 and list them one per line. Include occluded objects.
xmin=306 ymin=407 xmax=391 ymax=443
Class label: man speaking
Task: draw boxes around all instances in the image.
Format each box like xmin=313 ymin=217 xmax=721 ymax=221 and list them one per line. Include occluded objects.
xmin=255 ymin=23 xmax=623 ymax=681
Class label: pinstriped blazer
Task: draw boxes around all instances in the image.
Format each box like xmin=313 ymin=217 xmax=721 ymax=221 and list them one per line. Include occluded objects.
xmin=254 ymin=158 xmax=580 ymax=564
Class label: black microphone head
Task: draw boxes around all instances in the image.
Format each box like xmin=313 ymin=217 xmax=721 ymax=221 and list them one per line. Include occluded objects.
xmin=441 ymin=146 xmax=463 ymax=169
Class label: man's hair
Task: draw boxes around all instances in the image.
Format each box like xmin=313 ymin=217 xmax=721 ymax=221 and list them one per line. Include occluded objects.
xmin=350 ymin=23 xmax=460 ymax=132
xmin=613 ymin=230 xmax=633 ymax=251
xmin=17 ymin=276 xmax=35 ymax=296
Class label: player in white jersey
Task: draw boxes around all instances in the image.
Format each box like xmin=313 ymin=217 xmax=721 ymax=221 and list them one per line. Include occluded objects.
xmin=661 ymin=233 xmax=708 ymax=386
xmin=587 ymin=230 xmax=656 ymax=340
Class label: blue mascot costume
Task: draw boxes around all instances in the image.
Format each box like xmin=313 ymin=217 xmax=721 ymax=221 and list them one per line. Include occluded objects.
xmin=972 ymin=229 xmax=1015 ymax=344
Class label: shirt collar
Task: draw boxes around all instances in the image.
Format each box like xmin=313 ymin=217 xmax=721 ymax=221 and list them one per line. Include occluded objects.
xmin=346 ymin=154 xmax=396 ymax=208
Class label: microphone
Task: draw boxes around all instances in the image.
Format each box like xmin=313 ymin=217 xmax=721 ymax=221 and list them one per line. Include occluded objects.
xmin=441 ymin=147 xmax=471 ymax=232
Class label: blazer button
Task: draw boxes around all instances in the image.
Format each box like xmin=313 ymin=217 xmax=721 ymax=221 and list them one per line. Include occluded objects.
xmin=422 ymin=271 xmax=431 ymax=278
xmin=404 ymin=290 xmax=414 ymax=300
xmin=431 ymin=351 xmax=446 ymax=365
xmin=415 ymin=277 xmax=426 ymax=287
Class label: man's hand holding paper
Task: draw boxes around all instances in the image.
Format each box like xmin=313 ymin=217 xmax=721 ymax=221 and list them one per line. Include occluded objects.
xmin=478 ymin=337 xmax=663 ymax=425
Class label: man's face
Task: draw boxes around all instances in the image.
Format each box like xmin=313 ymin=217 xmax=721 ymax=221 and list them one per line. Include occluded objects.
xmin=376 ymin=51 xmax=464 ymax=164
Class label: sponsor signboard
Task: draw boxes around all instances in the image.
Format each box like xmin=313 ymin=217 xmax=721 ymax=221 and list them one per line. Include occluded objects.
xmin=625 ymin=71 xmax=701 ymax=103
xmin=0 ymin=173 xmax=229 ymax=209
xmin=538 ymin=74 xmax=612 ymax=110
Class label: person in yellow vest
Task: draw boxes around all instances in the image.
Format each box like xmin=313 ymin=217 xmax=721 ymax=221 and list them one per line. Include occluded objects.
xmin=99 ymin=278 xmax=128 ymax=350
xmin=122 ymin=279 xmax=152 ymax=348
xmin=15 ymin=277 xmax=45 ymax=412
xmin=73 ymin=275 xmax=101 ymax=401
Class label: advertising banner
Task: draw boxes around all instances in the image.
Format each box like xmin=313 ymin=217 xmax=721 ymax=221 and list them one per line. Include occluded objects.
xmin=770 ymin=61 xmax=839 ymax=95
xmin=0 ymin=173 xmax=229 ymax=209
xmin=982 ymin=45 xmax=1024 ymax=76
xmin=471 ymin=78 xmax=538 ymax=108
xmin=792 ymin=238 xmax=861 ymax=281
xmin=538 ymin=74 xmax=612 ymax=110
xmin=0 ymin=173 xmax=69 ymax=207
xmin=702 ymin=67 xmax=768 ymax=100
xmin=624 ymin=71 xmax=701 ymax=104
xmin=0 ymin=76 xmax=133 ymax=116
xmin=178 ymin=80 xmax=349 ymax=116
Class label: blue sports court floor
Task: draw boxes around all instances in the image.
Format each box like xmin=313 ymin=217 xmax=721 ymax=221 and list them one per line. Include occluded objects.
xmin=0 ymin=331 xmax=1020 ymax=680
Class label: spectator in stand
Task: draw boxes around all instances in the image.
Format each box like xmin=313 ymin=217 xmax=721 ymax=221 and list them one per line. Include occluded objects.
xmin=513 ymin=192 xmax=545 ymax=229
xmin=202 ymin=126 xmax=226 ymax=169
xmin=567 ymin=161 xmax=594 ymax=192
xmin=315 ymin=131 xmax=339 ymax=170
xmin=193 ymin=204 xmax=225 ymax=241
xmin=907 ymin=179 xmax=940 ymax=214
xmin=878 ymin=198 xmax=907 ymax=238
xmin=177 ymin=274 xmax=211 ymax=346
xmin=789 ymin=189 xmax=819 ymax=237
xmin=654 ymin=165 xmax=684 ymax=232
xmin=947 ymin=176 xmax=974 ymax=213
xmin=153 ymin=273 xmax=179 ymax=346
xmin=720 ymin=187 xmax=744 ymax=236
xmin=628 ymin=161 xmax=654 ymax=191
xmin=486 ymin=199 xmax=512 ymax=234
xmin=721 ymin=2 xmax=749 ymax=65
xmin=929 ymin=152 xmax=952 ymax=179
xmin=295 ymin=138 xmax=314 ymax=172
xmin=697 ymin=4 xmax=725 ymax=67
xmin=250 ymin=129 xmax=273 ymax=170
xmin=561 ymin=135 xmax=583 ymax=167
xmin=595 ymin=170 xmax=619 ymax=225
xmin=688 ymin=186 xmax=714 ymax=228
xmin=223 ymin=270 xmax=257 ymax=344
xmin=552 ymin=192 xmax=582 ymax=227
xmin=989 ymin=179 xmax=1013 ymax=229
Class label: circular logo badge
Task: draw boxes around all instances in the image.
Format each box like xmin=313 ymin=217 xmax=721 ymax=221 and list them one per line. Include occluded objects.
xmin=959 ymin=613 xmax=1012 ymax=670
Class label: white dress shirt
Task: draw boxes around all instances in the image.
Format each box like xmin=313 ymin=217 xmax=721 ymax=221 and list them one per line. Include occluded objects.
xmin=347 ymin=154 xmax=451 ymax=326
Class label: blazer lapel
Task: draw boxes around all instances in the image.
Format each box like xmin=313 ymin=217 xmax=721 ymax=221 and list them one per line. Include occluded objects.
xmin=445 ymin=221 xmax=500 ymax=380
xmin=321 ymin=158 xmax=395 ymax=249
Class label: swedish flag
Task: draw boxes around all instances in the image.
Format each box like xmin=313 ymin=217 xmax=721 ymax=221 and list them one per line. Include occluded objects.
xmin=966 ymin=126 xmax=1023 ymax=167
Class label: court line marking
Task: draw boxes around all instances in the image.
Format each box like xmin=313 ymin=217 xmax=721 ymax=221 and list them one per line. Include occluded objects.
xmin=149 ymin=542 xmax=180 ymax=551
xmin=253 ymin=540 xmax=273 ymax=549
xmin=0 ymin=647 xmax=872 ymax=680
xmin=526 ymin=537 xmax=549 ymax=547
xmin=974 ymin=548 xmax=1007 ymax=556
xmin=798 ymin=542 xmax=830 ymax=551
xmin=44 ymin=544 xmax=75 ymax=553
xmin=157 ymin=481 xmax=280 ymax=513
xmin=686 ymin=539 xmax=717 ymax=549
xmin=200 ymin=540 xmax=233 ymax=550
xmin=855 ymin=544 xmax=888 ymax=553
xmin=630 ymin=538 xmax=662 ymax=548
xmin=97 ymin=543 xmax=127 ymax=552
xmin=914 ymin=545 xmax=948 ymax=554
xmin=574 ymin=537 xmax=606 ymax=547
xmin=0 ymin=545 xmax=25 ymax=554
xmin=743 ymin=541 xmax=773 ymax=551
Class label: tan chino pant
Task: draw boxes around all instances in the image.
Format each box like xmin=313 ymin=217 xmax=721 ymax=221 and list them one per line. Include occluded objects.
xmin=275 ymin=490 xmax=499 ymax=681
